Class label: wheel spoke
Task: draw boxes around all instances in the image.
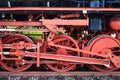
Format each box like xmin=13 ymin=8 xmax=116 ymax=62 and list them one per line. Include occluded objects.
xmin=66 ymin=40 xmax=70 ymax=46
xmin=71 ymin=43 xmax=75 ymax=47
xmin=10 ymin=62 xmax=14 ymax=68
xmin=61 ymin=41 xmax=65 ymax=46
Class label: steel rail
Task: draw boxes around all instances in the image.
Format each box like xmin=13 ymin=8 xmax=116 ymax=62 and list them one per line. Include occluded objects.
xmin=0 ymin=71 xmax=120 ymax=76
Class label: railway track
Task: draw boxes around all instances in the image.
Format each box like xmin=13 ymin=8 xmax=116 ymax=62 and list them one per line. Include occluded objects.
xmin=0 ymin=71 xmax=120 ymax=76
xmin=0 ymin=71 xmax=120 ymax=80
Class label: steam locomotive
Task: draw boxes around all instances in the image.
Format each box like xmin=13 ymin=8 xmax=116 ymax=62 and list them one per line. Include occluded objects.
xmin=0 ymin=0 xmax=120 ymax=72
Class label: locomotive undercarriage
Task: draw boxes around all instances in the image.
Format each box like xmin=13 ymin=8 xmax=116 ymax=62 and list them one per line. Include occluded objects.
xmin=0 ymin=7 xmax=120 ymax=72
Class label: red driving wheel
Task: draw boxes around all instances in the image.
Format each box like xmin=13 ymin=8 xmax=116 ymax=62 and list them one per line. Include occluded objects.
xmin=87 ymin=35 xmax=120 ymax=72
xmin=43 ymin=35 xmax=79 ymax=72
xmin=0 ymin=34 xmax=34 ymax=72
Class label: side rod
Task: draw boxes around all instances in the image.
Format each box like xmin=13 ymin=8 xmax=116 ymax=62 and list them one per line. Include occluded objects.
xmin=25 ymin=53 xmax=110 ymax=67
xmin=48 ymin=42 xmax=109 ymax=58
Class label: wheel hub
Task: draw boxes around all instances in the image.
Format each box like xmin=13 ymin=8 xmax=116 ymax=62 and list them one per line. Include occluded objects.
xmin=101 ymin=48 xmax=112 ymax=57
xmin=57 ymin=48 xmax=67 ymax=55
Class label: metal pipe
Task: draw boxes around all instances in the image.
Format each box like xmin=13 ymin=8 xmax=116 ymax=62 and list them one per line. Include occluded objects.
xmin=47 ymin=1 xmax=50 ymax=7
xmin=7 ymin=1 xmax=13 ymax=20
xmin=1 ymin=14 xmax=5 ymax=18
xmin=101 ymin=0 xmax=105 ymax=7
xmin=0 ymin=7 xmax=120 ymax=12
xmin=77 ymin=3 xmax=80 ymax=7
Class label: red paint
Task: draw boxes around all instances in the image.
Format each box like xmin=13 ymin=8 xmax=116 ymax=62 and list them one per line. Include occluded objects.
xmin=110 ymin=17 xmax=120 ymax=30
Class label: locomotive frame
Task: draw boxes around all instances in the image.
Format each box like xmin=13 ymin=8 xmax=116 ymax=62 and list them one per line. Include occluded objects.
xmin=0 ymin=3 xmax=120 ymax=72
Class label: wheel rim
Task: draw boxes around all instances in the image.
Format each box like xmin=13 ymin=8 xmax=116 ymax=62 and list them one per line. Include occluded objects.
xmin=87 ymin=35 xmax=120 ymax=72
xmin=1 ymin=34 xmax=34 ymax=72
xmin=43 ymin=35 xmax=79 ymax=72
